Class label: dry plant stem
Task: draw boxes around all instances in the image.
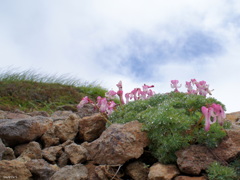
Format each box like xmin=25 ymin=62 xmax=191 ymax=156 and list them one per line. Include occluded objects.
xmin=100 ymin=113 xmax=112 ymax=125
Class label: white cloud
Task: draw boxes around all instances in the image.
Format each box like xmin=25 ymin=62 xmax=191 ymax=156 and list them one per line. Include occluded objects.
xmin=0 ymin=0 xmax=240 ymax=112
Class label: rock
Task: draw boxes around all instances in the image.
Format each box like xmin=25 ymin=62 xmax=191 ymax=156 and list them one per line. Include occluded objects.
xmin=54 ymin=114 xmax=80 ymax=142
xmin=175 ymin=138 xmax=239 ymax=176
xmin=82 ymin=121 xmax=149 ymax=165
xmin=176 ymin=145 xmax=216 ymax=175
xmin=57 ymin=151 xmax=69 ymax=167
xmin=64 ymin=142 xmax=87 ymax=164
xmin=85 ymin=161 xmax=98 ymax=180
xmin=51 ymin=111 xmax=76 ymax=119
xmin=0 ymin=160 xmax=32 ymax=180
xmin=50 ymin=164 xmax=88 ymax=180
xmin=225 ymin=111 xmax=240 ymax=124
xmin=5 ymin=112 xmax=31 ymax=119
xmin=41 ymin=127 xmax=60 ymax=147
xmin=0 ymin=138 xmax=6 ymax=160
xmin=76 ymin=103 xmax=99 ymax=118
xmin=94 ymin=165 xmax=124 ymax=180
xmin=0 ymin=116 xmax=53 ymax=146
xmin=148 ymin=162 xmax=180 ymax=180
xmin=25 ymin=159 xmax=58 ymax=180
xmin=79 ymin=113 xmax=106 ymax=142
xmin=18 ymin=141 xmax=42 ymax=160
xmin=226 ymin=129 xmax=240 ymax=147
xmin=174 ymin=176 xmax=207 ymax=180
xmin=42 ymin=146 xmax=62 ymax=163
xmin=2 ymin=147 xmax=16 ymax=160
xmin=14 ymin=143 xmax=29 ymax=157
xmin=211 ymin=136 xmax=239 ymax=162
xmin=27 ymin=111 xmax=50 ymax=117
xmin=125 ymin=161 xmax=149 ymax=180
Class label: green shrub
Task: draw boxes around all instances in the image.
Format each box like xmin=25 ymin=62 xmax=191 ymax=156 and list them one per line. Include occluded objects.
xmin=207 ymin=162 xmax=238 ymax=180
xmin=109 ymin=92 xmax=228 ymax=163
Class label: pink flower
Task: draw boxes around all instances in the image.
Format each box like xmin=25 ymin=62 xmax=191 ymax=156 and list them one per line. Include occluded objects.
xmin=107 ymin=101 xmax=116 ymax=115
xmin=171 ymin=80 xmax=182 ymax=92
xmin=201 ymin=104 xmax=225 ymax=131
xmin=105 ymin=90 xmax=117 ymax=100
xmin=77 ymin=96 xmax=91 ymax=109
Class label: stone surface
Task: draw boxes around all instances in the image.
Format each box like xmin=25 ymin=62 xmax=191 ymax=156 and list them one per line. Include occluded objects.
xmin=148 ymin=162 xmax=180 ymax=180
xmin=174 ymin=176 xmax=207 ymax=180
xmin=57 ymin=151 xmax=69 ymax=167
xmin=25 ymin=159 xmax=58 ymax=180
xmin=0 ymin=160 xmax=32 ymax=180
xmin=0 ymin=116 xmax=53 ymax=146
xmin=226 ymin=129 xmax=240 ymax=147
xmin=64 ymin=142 xmax=87 ymax=164
xmin=41 ymin=127 xmax=60 ymax=147
xmin=226 ymin=111 xmax=240 ymax=124
xmin=76 ymin=103 xmax=99 ymax=118
xmin=42 ymin=146 xmax=62 ymax=163
xmin=79 ymin=113 xmax=106 ymax=142
xmin=18 ymin=141 xmax=42 ymax=160
xmin=0 ymin=138 xmax=5 ymax=160
xmin=54 ymin=114 xmax=80 ymax=142
xmin=175 ymin=137 xmax=239 ymax=176
xmin=2 ymin=147 xmax=16 ymax=160
xmin=125 ymin=161 xmax=149 ymax=180
xmin=94 ymin=165 xmax=124 ymax=180
xmin=50 ymin=164 xmax=88 ymax=180
xmin=176 ymin=145 xmax=216 ymax=175
xmin=82 ymin=120 xmax=149 ymax=165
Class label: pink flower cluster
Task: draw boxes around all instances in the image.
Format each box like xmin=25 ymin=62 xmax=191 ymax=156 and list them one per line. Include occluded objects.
xmin=110 ymin=81 xmax=155 ymax=104
xmin=77 ymin=81 xmax=155 ymax=115
xmin=77 ymin=96 xmax=116 ymax=115
xmin=171 ymin=79 xmax=212 ymax=96
xmin=201 ymin=104 xmax=226 ymax=131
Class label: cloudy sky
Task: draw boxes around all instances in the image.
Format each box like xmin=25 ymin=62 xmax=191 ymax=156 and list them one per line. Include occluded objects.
xmin=1 ymin=0 xmax=240 ymax=113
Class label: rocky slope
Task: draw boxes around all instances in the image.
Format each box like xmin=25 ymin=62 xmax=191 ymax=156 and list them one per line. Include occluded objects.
xmin=0 ymin=107 xmax=239 ymax=180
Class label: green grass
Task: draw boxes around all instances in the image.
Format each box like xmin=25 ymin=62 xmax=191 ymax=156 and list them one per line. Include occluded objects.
xmin=0 ymin=69 xmax=107 ymax=113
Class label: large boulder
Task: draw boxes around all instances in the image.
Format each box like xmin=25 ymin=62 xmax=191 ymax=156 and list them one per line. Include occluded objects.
xmin=0 ymin=160 xmax=32 ymax=180
xmin=0 ymin=116 xmax=53 ymax=146
xmin=82 ymin=120 xmax=149 ymax=165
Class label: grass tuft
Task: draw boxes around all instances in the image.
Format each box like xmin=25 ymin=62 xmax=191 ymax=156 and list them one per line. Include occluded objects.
xmin=0 ymin=68 xmax=107 ymax=113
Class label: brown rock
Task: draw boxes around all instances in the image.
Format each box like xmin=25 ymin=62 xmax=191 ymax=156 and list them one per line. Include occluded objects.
xmin=57 ymin=151 xmax=69 ymax=167
xmin=51 ymin=110 xmax=76 ymax=119
xmin=174 ymin=176 xmax=207 ymax=180
xmin=94 ymin=165 xmax=124 ymax=180
xmin=18 ymin=141 xmax=42 ymax=160
xmin=2 ymin=147 xmax=16 ymax=160
xmin=54 ymin=114 xmax=80 ymax=142
xmin=41 ymin=127 xmax=60 ymax=148
xmin=225 ymin=111 xmax=240 ymax=124
xmin=5 ymin=112 xmax=31 ymax=119
xmin=82 ymin=121 xmax=149 ymax=165
xmin=176 ymin=145 xmax=216 ymax=175
xmin=85 ymin=161 xmax=98 ymax=180
xmin=125 ymin=161 xmax=149 ymax=180
xmin=25 ymin=159 xmax=58 ymax=180
xmin=0 ymin=160 xmax=32 ymax=180
xmin=226 ymin=129 xmax=240 ymax=147
xmin=0 ymin=138 xmax=6 ymax=160
xmin=0 ymin=116 xmax=53 ymax=146
xmin=27 ymin=111 xmax=50 ymax=117
xmin=211 ymin=136 xmax=239 ymax=162
xmin=79 ymin=113 xmax=106 ymax=142
xmin=14 ymin=143 xmax=29 ymax=157
xmin=76 ymin=103 xmax=99 ymax=118
xmin=64 ymin=143 xmax=87 ymax=164
xmin=50 ymin=164 xmax=88 ymax=180
xmin=148 ymin=162 xmax=180 ymax=180
xmin=42 ymin=146 xmax=62 ymax=163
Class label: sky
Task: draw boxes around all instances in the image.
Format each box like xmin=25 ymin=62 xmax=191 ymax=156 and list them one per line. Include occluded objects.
xmin=0 ymin=0 xmax=240 ymax=113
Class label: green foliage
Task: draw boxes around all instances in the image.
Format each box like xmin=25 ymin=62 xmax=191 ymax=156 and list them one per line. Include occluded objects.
xmin=109 ymin=92 xmax=227 ymax=163
xmin=207 ymin=162 xmax=238 ymax=180
xmin=230 ymin=156 xmax=240 ymax=177
xmin=0 ymin=69 xmax=107 ymax=112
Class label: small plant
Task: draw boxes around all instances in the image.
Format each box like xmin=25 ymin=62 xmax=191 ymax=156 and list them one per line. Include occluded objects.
xmin=207 ymin=161 xmax=238 ymax=180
